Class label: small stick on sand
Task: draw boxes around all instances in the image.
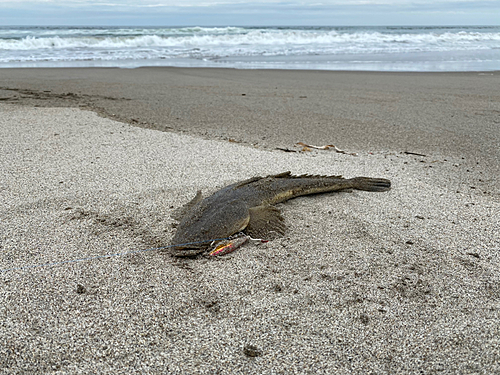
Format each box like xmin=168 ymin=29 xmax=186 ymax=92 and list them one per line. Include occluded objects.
xmin=296 ymin=142 xmax=358 ymax=156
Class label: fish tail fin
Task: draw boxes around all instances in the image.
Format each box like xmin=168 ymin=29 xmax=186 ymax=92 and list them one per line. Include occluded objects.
xmin=350 ymin=177 xmax=391 ymax=192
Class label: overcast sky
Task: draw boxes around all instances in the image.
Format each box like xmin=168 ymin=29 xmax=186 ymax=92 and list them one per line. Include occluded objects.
xmin=0 ymin=0 xmax=498 ymax=26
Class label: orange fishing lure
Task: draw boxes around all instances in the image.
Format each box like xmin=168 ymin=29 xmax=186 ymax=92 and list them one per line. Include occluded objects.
xmin=208 ymin=236 xmax=249 ymax=257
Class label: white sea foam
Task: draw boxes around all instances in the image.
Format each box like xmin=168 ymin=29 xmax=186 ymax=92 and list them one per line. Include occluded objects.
xmin=0 ymin=26 xmax=499 ymax=71
xmin=2 ymin=29 xmax=500 ymax=51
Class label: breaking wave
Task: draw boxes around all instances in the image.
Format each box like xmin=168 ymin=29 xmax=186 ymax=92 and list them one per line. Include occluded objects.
xmin=0 ymin=26 xmax=499 ymax=70
xmin=2 ymin=28 xmax=500 ymax=52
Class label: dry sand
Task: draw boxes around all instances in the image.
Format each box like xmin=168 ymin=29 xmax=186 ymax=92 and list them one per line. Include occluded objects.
xmin=0 ymin=68 xmax=499 ymax=374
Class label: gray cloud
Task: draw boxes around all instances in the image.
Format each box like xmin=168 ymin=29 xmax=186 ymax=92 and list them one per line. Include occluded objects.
xmin=0 ymin=0 xmax=498 ymax=25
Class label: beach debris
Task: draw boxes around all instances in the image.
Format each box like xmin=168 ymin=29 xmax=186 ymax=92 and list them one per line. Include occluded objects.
xmin=403 ymin=151 xmax=427 ymax=157
xmin=276 ymin=147 xmax=297 ymax=153
xmin=171 ymin=171 xmax=390 ymax=257
xmin=76 ymin=284 xmax=86 ymax=294
xmin=359 ymin=313 xmax=370 ymax=325
xmin=200 ymin=299 xmax=220 ymax=313
xmin=296 ymin=142 xmax=358 ymax=156
xmin=243 ymin=344 xmax=262 ymax=357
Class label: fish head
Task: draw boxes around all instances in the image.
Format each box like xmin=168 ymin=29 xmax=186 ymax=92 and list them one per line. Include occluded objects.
xmin=170 ymin=199 xmax=251 ymax=257
xmin=171 ymin=228 xmax=221 ymax=257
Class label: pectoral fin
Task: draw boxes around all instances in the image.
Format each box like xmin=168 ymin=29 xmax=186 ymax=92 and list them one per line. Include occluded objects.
xmin=246 ymin=205 xmax=286 ymax=238
xmin=172 ymin=190 xmax=203 ymax=221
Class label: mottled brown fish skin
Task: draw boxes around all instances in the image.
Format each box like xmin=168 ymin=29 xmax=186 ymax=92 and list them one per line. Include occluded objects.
xmin=171 ymin=171 xmax=391 ymax=256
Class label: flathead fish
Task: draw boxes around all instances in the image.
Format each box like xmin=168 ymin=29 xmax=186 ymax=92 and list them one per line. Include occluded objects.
xmin=171 ymin=171 xmax=391 ymax=257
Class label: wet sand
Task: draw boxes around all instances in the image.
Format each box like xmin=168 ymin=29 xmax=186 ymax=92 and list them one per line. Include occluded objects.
xmin=0 ymin=68 xmax=499 ymax=374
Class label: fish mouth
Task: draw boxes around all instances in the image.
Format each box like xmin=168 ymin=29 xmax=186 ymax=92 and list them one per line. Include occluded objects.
xmin=171 ymin=246 xmax=206 ymax=257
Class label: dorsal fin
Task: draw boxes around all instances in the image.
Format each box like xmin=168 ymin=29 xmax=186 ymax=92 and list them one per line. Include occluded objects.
xmin=269 ymin=171 xmax=292 ymax=178
xmin=234 ymin=176 xmax=263 ymax=188
xmin=233 ymin=171 xmax=292 ymax=189
xmin=268 ymin=172 xmax=342 ymax=179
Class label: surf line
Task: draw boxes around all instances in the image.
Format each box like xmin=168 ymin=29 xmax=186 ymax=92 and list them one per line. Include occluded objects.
xmin=0 ymin=237 xmax=233 ymax=273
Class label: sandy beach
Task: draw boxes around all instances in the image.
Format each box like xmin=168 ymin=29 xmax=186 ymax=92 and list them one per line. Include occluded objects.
xmin=1 ymin=68 xmax=499 ymax=374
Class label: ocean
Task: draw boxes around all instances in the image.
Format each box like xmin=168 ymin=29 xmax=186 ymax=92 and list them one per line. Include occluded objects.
xmin=1 ymin=25 xmax=499 ymax=71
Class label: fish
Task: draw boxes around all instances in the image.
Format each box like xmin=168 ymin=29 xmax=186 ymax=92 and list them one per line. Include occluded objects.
xmin=170 ymin=171 xmax=391 ymax=257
